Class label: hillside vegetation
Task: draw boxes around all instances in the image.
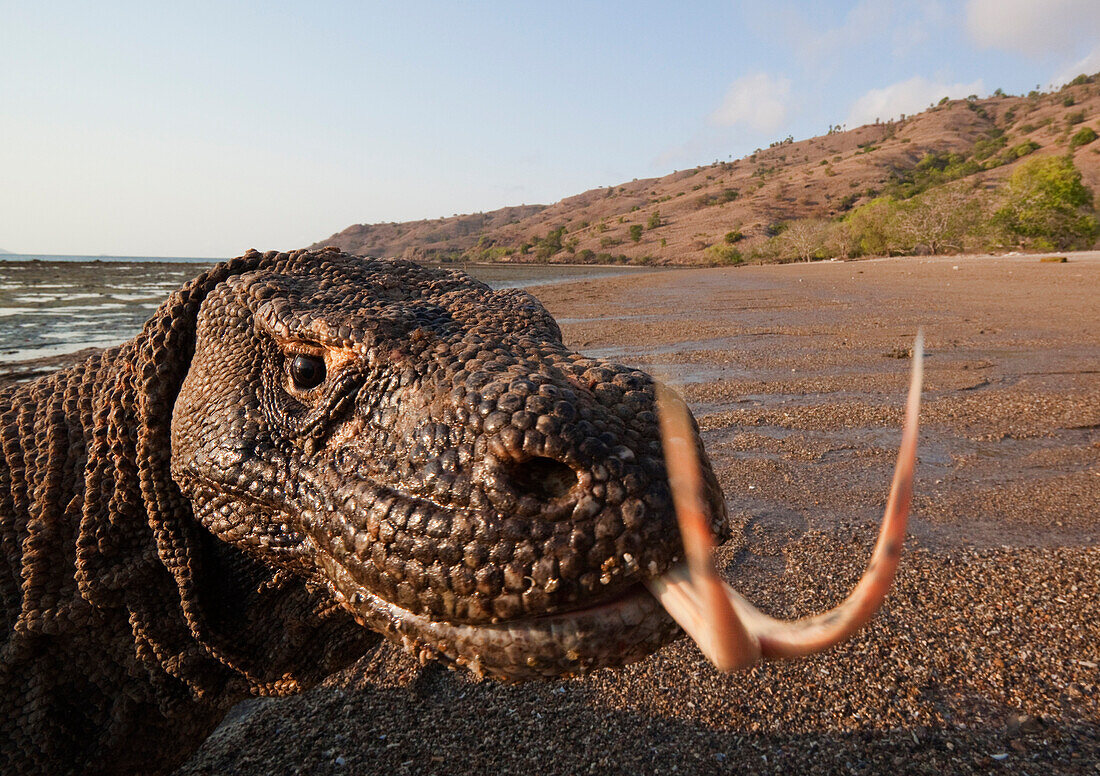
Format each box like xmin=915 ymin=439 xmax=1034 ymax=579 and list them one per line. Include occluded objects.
xmin=313 ymin=75 xmax=1100 ymax=265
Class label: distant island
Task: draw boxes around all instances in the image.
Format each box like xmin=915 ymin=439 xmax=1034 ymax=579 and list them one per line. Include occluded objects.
xmin=314 ymin=74 xmax=1100 ymax=266
xmin=0 ymin=249 xmax=12 ymax=255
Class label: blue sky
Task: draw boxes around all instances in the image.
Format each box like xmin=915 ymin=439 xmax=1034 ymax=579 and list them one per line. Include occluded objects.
xmin=3 ymin=0 xmax=1100 ymax=257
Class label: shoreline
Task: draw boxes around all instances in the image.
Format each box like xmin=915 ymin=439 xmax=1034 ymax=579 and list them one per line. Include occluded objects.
xmin=2 ymin=247 xmax=1097 ymax=267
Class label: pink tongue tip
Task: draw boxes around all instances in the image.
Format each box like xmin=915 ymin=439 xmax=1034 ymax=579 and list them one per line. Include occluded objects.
xmin=651 ymin=331 xmax=923 ymax=670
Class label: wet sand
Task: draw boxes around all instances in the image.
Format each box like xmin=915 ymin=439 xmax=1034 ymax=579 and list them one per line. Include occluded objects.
xmin=12 ymin=253 xmax=1100 ymax=774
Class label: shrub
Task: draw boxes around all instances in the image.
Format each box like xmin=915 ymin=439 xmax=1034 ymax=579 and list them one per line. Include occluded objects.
xmin=892 ymin=184 xmax=987 ymax=254
xmin=1067 ymin=110 xmax=1086 ymax=125
xmin=694 ymin=188 xmax=740 ymax=208
xmin=843 ymin=197 xmax=900 ymax=256
xmin=1011 ymin=140 xmax=1040 ymax=158
xmin=629 ymin=225 xmax=644 ymax=242
xmin=825 ymin=220 xmax=859 ymax=259
xmin=647 ymin=210 xmax=661 ymax=229
xmin=993 ymin=155 xmax=1100 ymax=249
xmin=534 ymin=226 xmax=566 ymax=260
xmin=885 ymin=151 xmax=981 ymax=198
xmin=468 ymin=245 xmax=513 ymax=262
xmin=704 ymin=244 xmax=743 ymax=265
xmin=1070 ymin=127 xmax=1098 ymax=149
xmin=972 ymin=131 xmax=1007 ymax=161
xmin=838 ymin=193 xmax=859 ymax=211
xmin=724 ymin=230 xmax=744 ymax=244
xmin=981 ymin=140 xmax=1040 ymax=170
xmin=775 ymin=218 xmax=832 ymax=261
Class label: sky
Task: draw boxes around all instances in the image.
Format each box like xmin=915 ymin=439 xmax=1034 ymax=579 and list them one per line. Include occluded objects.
xmin=3 ymin=0 xmax=1100 ymax=257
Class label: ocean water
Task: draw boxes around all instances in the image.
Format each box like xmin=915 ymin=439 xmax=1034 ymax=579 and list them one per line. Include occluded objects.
xmin=0 ymin=256 xmax=654 ymax=364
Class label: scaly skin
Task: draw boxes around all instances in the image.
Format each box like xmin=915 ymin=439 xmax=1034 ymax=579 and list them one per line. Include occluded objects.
xmin=1 ymin=248 xmax=726 ymax=775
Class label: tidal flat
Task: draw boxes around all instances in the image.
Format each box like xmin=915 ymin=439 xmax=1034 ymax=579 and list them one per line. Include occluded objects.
xmin=0 ymin=259 xmax=654 ymax=380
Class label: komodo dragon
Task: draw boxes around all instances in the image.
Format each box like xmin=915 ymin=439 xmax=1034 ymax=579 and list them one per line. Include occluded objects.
xmin=0 ymin=248 xmax=920 ymax=775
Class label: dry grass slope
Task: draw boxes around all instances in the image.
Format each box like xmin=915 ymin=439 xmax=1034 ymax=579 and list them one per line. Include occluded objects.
xmin=313 ymin=78 xmax=1100 ymax=266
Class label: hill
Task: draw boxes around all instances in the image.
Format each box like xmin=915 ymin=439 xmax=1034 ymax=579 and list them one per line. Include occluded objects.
xmin=313 ymin=76 xmax=1100 ymax=265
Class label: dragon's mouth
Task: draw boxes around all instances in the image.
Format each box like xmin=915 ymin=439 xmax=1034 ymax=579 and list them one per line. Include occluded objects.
xmin=300 ymin=473 xmax=681 ymax=626
xmin=320 ymin=553 xmax=681 ymax=680
xmin=316 ymin=336 xmax=923 ymax=681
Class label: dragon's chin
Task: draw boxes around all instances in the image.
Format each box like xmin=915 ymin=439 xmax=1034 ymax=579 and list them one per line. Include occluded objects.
xmin=317 ymin=551 xmax=680 ymax=680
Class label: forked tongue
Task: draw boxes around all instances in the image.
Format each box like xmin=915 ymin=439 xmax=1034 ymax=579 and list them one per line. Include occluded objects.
xmin=646 ymin=333 xmax=923 ymax=670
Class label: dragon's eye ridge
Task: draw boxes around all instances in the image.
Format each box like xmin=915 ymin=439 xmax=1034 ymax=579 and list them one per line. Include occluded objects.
xmin=289 ymin=353 xmax=326 ymax=389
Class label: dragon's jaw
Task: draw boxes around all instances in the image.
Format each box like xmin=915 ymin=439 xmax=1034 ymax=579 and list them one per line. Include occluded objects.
xmin=325 ymin=333 xmax=923 ymax=680
xmin=321 ymin=551 xmax=680 ymax=680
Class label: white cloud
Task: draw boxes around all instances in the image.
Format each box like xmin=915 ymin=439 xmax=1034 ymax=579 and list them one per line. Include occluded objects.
xmin=1054 ymin=45 xmax=1100 ymax=85
xmin=747 ymin=1 xmax=948 ymax=72
xmin=965 ymin=0 xmax=1100 ymax=56
xmin=709 ymin=73 xmax=792 ymax=134
xmin=846 ymin=76 xmax=986 ymax=127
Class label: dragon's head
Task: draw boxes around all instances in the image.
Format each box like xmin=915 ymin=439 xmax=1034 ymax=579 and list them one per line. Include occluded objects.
xmin=171 ymin=248 xmax=921 ymax=680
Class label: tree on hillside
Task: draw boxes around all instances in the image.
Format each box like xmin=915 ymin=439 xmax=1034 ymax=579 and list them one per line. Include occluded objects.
xmin=843 ymin=197 xmax=900 ymax=256
xmin=993 ymin=156 xmax=1099 ymax=250
xmin=778 ymin=218 xmax=831 ymax=262
xmin=825 ymin=219 xmax=863 ymax=259
xmin=534 ymin=226 xmax=567 ymax=260
xmin=893 ymin=184 xmax=986 ymax=254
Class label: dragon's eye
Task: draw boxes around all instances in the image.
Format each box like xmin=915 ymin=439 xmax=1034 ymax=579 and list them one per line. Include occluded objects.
xmin=289 ymin=353 xmax=326 ymax=390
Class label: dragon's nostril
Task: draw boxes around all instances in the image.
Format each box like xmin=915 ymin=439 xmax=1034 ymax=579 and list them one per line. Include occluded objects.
xmin=504 ymin=457 xmax=578 ymax=501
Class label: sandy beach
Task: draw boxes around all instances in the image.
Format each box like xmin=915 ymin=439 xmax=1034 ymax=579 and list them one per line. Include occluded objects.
xmin=14 ymin=253 xmax=1099 ymax=775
